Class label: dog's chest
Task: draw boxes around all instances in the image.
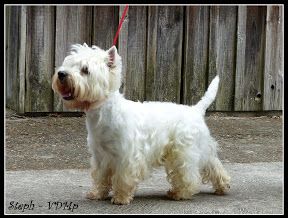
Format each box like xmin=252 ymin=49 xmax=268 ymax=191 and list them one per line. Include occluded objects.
xmin=85 ymin=110 xmax=121 ymax=155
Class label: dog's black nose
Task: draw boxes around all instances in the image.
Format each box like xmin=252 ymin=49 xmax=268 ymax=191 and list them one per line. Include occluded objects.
xmin=58 ymin=71 xmax=67 ymax=82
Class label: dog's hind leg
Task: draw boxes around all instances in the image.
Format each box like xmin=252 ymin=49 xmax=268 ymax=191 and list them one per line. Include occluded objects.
xmin=164 ymin=146 xmax=201 ymax=200
xmin=201 ymin=157 xmax=230 ymax=195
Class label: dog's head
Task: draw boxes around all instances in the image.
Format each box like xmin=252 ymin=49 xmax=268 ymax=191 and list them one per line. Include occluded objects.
xmin=52 ymin=43 xmax=122 ymax=111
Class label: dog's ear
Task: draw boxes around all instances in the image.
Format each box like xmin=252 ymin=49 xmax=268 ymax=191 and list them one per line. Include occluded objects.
xmin=106 ymin=46 xmax=118 ymax=68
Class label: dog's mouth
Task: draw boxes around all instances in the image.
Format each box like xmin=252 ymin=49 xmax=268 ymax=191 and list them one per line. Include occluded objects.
xmin=61 ymin=91 xmax=74 ymax=101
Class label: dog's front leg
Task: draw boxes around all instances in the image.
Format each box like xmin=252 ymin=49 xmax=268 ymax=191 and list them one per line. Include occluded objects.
xmin=86 ymin=166 xmax=112 ymax=200
xmin=111 ymin=172 xmax=138 ymax=205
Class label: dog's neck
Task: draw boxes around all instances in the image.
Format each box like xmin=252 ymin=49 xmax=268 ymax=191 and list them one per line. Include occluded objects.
xmin=85 ymin=91 xmax=124 ymax=116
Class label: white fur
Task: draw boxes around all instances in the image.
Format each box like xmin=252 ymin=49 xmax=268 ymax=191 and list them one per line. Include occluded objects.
xmin=52 ymin=44 xmax=230 ymax=204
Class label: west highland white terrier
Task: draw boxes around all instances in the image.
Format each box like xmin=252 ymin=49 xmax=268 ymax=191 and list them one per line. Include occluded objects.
xmin=52 ymin=43 xmax=230 ymax=205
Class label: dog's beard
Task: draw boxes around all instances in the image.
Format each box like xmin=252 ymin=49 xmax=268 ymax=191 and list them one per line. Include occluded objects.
xmin=52 ymin=73 xmax=107 ymax=111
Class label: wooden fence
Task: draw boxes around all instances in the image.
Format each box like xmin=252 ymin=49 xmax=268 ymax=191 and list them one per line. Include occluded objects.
xmin=5 ymin=5 xmax=283 ymax=113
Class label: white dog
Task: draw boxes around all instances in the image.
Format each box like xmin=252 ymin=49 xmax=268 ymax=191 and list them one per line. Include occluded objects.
xmin=52 ymin=43 xmax=230 ymax=205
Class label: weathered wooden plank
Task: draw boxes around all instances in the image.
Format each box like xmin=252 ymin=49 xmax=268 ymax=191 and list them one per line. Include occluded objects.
xmin=25 ymin=6 xmax=55 ymax=112
xmin=125 ymin=6 xmax=147 ymax=102
xmin=208 ymin=6 xmax=237 ymax=111
xmin=183 ymin=6 xmax=209 ymax=106
xmin=18 ymin=6 xmax=27 ymax=114
xmin=263 ymin=6 xmax=283 ymax=110
xmin=54 ymin=6 xmax=93 ymax=111
xmin=92 ymin=6 xmax=118 ymax=50
xmin=146 ymin=6 xmax=184 ymax=103
xmin=118 ymin=6 xmax=129 ymax=94
xmin=234 ymin=6 xmax=247 ymax=112
xmin=234 ymin=6 xmax=266 ymax=111
xmin=5 ymin=6 xmax=20 ymax=111
xmin=146 ymin=6 xmax=158 ymax=102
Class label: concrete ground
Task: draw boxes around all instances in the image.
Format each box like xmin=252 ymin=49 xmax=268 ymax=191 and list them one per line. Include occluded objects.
xmin=5 ymin=109 xmax=283 ymax=214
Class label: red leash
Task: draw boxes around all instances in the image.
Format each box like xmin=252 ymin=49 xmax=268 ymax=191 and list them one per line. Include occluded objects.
xmin=113 ymin=5 xmax=129 ymax=46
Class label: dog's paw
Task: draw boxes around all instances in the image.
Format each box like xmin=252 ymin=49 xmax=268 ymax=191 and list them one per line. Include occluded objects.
xmin=86 ymin=191 xmax=109 ymax=200
xmin=86 ymin=191 xmax=98 ymax=200
xmin=167 ymin=190 xmax=187 ymax=201
xmin=111 ymin=196 xmax=131 ymax=205
xmin=167 ymin=190 xmax=193 ymax=200
xmin=214 ymin=183 xmax=230 ymax=195
xmin=214 ymin=189 xmax=225 ymax=195
xmin=167 ymin=190 xmax=180 ymax=200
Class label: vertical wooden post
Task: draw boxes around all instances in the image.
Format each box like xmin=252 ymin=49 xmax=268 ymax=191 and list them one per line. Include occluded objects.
xmin=5 ymin=6 xmax=20 ymax=112
xmin=208 ymin=6 xmax=237 ymax=111
xmin=92 ymin=6 xmax=119 ymax=50
xmin=183 ymin=6 xmax=209 ymax=106
xmin=146 ymin=6 xmax=184 ymax=103
xmin=234 ymin=6 xmax=266 ymax=111
xmin=25 ymin=6 xmax=55 ymax=112
xmin=118 ymin=6 xmax=129 ymax=94
xmin=125 ymin=6 xmax=147 ymax=102
xmin=263 ymin=6 xmax=283 ymax=110
xmin=18 ymin=6 xmax=27 ymax=114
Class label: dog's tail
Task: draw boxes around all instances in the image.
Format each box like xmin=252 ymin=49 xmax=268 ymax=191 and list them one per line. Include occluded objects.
xmin=194 ymin=75 xmax=220 ymax=115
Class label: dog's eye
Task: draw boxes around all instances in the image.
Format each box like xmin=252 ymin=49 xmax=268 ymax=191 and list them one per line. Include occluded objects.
xmin=81 ymin=67 xmax=89 ymax=75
